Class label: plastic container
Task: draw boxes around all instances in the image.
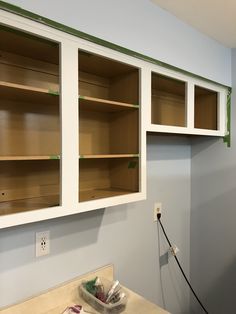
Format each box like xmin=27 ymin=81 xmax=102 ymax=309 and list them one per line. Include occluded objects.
xmin=79 ymin=278 xmax=127 ymax=314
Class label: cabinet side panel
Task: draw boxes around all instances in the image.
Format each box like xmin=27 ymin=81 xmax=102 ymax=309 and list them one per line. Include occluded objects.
xmin=110 ymin=110 xmax=139 ymax=154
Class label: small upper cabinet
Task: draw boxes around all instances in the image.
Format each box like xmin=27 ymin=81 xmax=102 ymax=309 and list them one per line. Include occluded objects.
xmin=148 ymin=68 xmax=227 ymax=136
xmin=151 ymin=72 xmax=186 ymax=128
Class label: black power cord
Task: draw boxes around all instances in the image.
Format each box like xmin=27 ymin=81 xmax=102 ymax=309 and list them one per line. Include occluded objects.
xmin=157 ymin=213 xmax=209 ymax=314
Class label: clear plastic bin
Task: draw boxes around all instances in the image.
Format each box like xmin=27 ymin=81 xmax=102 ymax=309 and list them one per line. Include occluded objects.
xmin=79 ymin=278 xmax=127 ymax=314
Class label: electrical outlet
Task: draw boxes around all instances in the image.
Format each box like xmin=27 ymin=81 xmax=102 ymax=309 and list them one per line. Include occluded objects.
xmin=36 ymin=231 xmax=50 ymax=257
xmin=154 ymin=202 xmax=162 ymax=221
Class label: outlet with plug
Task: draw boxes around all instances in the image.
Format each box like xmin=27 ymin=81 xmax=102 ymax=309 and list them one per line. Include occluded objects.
xmin=153 ymin=202 xmax=162 ymax=221
xmin=36 ymin=231 xmax=50 ymax=257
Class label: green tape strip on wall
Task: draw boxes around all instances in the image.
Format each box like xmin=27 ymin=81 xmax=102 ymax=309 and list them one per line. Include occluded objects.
xmin=223 ymin=88 xmax=232 ymax=148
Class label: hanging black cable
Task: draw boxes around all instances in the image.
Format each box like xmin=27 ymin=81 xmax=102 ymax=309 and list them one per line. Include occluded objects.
xmin=157 ymin=214 xmax=209 ymax=314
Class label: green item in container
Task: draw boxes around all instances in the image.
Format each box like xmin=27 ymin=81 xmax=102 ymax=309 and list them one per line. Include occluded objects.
xmin=84 ymin=277 xmax=98 ymax=296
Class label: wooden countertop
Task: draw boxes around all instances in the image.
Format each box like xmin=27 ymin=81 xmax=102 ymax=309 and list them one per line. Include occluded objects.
xmin=0 ymin=265 xmax=170 ymax=314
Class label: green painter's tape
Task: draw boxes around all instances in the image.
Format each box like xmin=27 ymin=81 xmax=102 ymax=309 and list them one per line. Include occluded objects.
xmin=50 ymin=155 xmax=60 ymax=160
xmin=133 ymin=154 xmax=139 ymax=157
xmin=0 ymin=0 xmax=230 ymax=90
xmin=79 ymin=95 xmax=85 ymax=99
xmin=79 ymin=155 xmax=84 ymax=159
xmin=133 ymin=104 xmax=139 ymax=108
xmin=128 ymin=161 xmax=137 ymax=169
xmin=223 ymin=88 xmax=231 ymax=148
xmin=48 ymin=89 xmax=59 ymax=96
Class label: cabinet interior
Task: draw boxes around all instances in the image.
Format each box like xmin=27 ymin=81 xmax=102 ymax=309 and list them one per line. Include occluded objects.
xmin=151 ymin=73 xmax=186 ymax=127
xmin=79 ymin=158 xmax=139 ymax=202
xmin=0 ymin=26 xmax=60 ymax=215
xmin=78 ymin=50 xmax=140 ymax=202
xmin=194 ymin=86 xmax=218 ymax=130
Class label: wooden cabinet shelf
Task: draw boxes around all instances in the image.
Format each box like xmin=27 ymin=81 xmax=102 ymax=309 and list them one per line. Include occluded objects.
xmin=79 ymin=154 xmax=139 ymax=159
xmin=0 ymin=195 xmax=59 ymax=216
xmin=0 ymin=156 xmax=60 ymax=161
xmin=79 ymin=95 xmax=138 ymax=112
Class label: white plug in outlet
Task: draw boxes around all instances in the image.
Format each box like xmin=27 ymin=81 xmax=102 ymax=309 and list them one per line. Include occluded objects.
xmin=36 ymin=231 xmax=50 ymax=257
xmin=154 ymin=202 xmax=162 ymax=221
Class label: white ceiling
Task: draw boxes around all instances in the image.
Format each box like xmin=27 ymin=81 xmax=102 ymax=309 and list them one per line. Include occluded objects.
xmin=151 ymin=0 xmax=236 ymax=48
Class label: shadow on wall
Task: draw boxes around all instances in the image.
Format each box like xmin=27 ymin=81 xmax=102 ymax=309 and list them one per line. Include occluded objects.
xmin=190 ymin=182 xmax=236 ymax=313
xmin=0 ymin=205 xmax=128 ymax=272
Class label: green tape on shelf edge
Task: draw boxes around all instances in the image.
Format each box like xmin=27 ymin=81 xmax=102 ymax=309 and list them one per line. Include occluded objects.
xmin=79 ymin=95 xmax=85 ymax=99
xmin=79 ymin=155 xmax=84 ymax=159
xmin=48 ymin=89 xmax=59 ymax=96
xmin=128 ymin=161 xmax=137 ymax=169
xmin=223 ymin=87 xmax=231 ymax=148
xmin=50 ymin=155 xmax=60 ymax=160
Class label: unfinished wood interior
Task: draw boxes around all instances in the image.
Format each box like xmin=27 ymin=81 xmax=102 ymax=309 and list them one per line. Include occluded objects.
xmin=0 ymin=26 xmax=61 ymax=214
xmin=79 ymin=50 xmax=139 ymax=105
xmin=78 ymin=50 xmax=140 ymax=201
xmin=151 ymin=72 xmax=186 ymax=127
xmin=194 ymin=86 xmax=218 ymax=130
xmin=79 ymin=106 xmax=138 ymax=155
xmin=0 ymin=160 xmax=60 ymax=215
xmin=79 ymin=158 xmax=139 ymax=202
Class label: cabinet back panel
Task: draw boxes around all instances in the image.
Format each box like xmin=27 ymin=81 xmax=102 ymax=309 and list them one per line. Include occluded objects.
xmin=0 ymin=26 xmax=59 ymax=65
xmin=79 ymin=158 xmax=139 ymax=201
xmin=109 ymin=71 xmax=139 ymax=105
xmin=0 ymin=100 xmax=60 ymax=156
xmin=0 ymin=63 xmax=59 ymax=92
xmin=79 ymin=159 xmax=111 ymax=192
xmin=79 ymin=71 xmax=109 ymax=99
xmin=195 ymin=87 xmax=217 ymax=130
xmin=110 ymin=158 xmax=139 ymax=192
xmin=79 ymin=109 xmax=138 ymax=155
xmin=79 ymin=110 xmax=110 ymax=155
xmin=0 ymin=160 xmax=59 ymax=202
xmin=152 ymin=91 xmax=186 ymax=127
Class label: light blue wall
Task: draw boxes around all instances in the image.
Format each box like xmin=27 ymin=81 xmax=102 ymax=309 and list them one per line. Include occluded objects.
xmin=4 ymin=0 xmax=231 ymax=86
xmin=0 ymin=1 xmax=232 ymax=313
xmin=190 ymin=50 xmax=236 ymax=313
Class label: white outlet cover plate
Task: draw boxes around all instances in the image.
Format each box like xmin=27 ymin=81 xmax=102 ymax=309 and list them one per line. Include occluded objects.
xmin=36 ymin=230 xmax=50 ymax=257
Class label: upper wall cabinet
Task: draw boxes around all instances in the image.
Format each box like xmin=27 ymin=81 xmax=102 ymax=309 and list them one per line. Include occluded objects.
xmin=147 ymin=67 xmax=227 ymax=136
xmin=0 ymin=6 xmax=228 ymax=228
